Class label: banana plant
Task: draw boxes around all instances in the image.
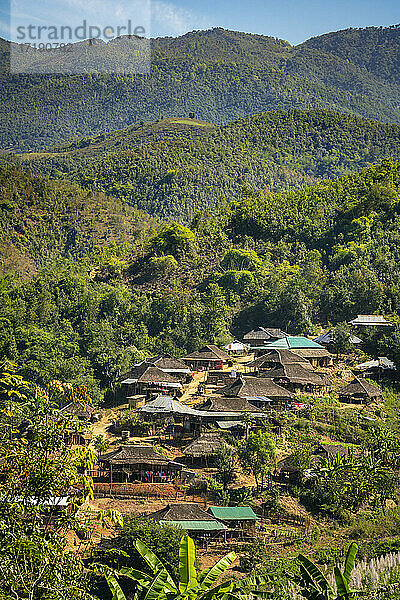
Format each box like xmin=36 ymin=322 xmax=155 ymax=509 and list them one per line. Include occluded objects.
xmin=295 ymin=542 xmax=360 ymax=600
xmin=96 ymin=534 xmax=269 ymax=600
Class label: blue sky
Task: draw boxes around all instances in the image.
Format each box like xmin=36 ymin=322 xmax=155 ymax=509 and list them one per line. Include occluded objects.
xmin=0 ymin=0 xmax=399 ymax=44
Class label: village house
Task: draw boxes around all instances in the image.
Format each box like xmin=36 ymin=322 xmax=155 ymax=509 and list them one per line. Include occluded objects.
xmin=197 ymin=394 xmax=269 ymax=421
xmin=145 ymin=355 xmax=193 ymax=383
xmin=353 ymin=357 xmax=397 ymax=380
xmin=59 ymin=402 xmax=100 ymax=423
xmin=348 ymin=314 xmax=393 ymax=331
xmin=183 ymin=345 xmax=230 ymax=371
xmin=119 ymin=363 xmax=183 ymax=399
xmin=276 ymin=443 xmax=349 ymax=482
xmin=144 ymin=503 xmax=227 ymax=539
xmin=242 ymin=327 xmax=288 ymax=349
xmin=136 ymin=394 xmax=267 ymax=434
xmin=206 ymin=369 xmax=238 ymax=387
xmin=338 ymin=377 xmax=382 ymax=404
xmin=224 ymin=340 xmax=248 ymax=355
xmin=207 ymin=505 xmax=259 ymax=536
xmin=263 ymin=363 xmax=331 ymax=395
xmin=220 ymin=374 xmax=295 ymax=410
xmin=245 ymin=349 xmax=313 ymax=374
xmin=182 ymin=431 xmax=230 ymax=466
xmin=252 ymin=335 xmax=331 ymax=363
xmin=98 ymin=445 xmax=184 ymax=484
xmin=313 ymin=330 xmax=363 ymax=352
xmin=136 ymin=395 xmax=205 ymax=434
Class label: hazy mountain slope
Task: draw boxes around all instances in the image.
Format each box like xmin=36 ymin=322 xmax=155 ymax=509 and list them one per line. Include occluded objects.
xmin=17 ymin=110 xmax=400 ymax=220
xmin=1 ymin=26 xmax=400 ymax=151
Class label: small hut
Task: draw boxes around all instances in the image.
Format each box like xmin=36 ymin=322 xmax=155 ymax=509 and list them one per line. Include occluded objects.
xmin=349 ymin=315 xmax=393 ymax=331
xmin=338 ymin=377 xmax=381 ymax=404
xmin=183 ymin=345 xmax=230 ymax=371
xmin=182 ymin=431 xmax=229 ymax=465
xmin=242 ymin=327 xmax=287 ymax=349
xmin=59 ymin=402 xmax=99 ymax=423
xmin=207 ymin=506 xmax=259 ymax=533
xmin=145 ymin=503 xmax=227 ymax=539
xmin=145 ymin=355 xmax=193 ymax=382
xmin=119 ymin=363 xmax=182 ymax=398
xmin=353 ymin=357 xmax=397 ymax=380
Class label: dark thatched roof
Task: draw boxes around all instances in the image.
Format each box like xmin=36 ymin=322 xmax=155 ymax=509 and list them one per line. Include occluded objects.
xmin=146 ymin=355 xmax=191 ymax=372
xmin=221 ymin=375 xmax=294 ymax=399
xmin=264 ymin=364 xmax=331 ymax=386
xmin=120 ymin=363 xmax=181 ymax=385
xmin=317 ymin=444 xmax=349 ymax=457
xmin=59 ymin=402 xmax=97 ymax=419
xmin=339 ymin=377 xmax=381 ymax=398
xmin=243 ymin=327 xmax=287 ymax=341
xmin=99 ymin=445 xmax=181 ymax=468
xmin=184 ymin=345 xmax=230 ymax=362
xmin=146 ymin=503 xmax=222 ymax=523
xmin=288 ymin=348 xmax=333 ymax=360
xmin=183 ymin=432 xmax=228 ymax=457
xmin=248 ymin=349 xmax=312 ymax=368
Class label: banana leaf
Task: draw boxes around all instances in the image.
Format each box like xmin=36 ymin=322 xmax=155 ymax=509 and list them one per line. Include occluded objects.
xmin=343 ymin=543 xmax=358 ymax=585
xmin=334 ymin=567 xmax=350 ymax=599
xmin=135 ymin=539 xmax=177 ymax=590
xmin=199 ymin=552 xmax=236 ymax=591
xmin=179 ymin=535 xmax=198 ymax=594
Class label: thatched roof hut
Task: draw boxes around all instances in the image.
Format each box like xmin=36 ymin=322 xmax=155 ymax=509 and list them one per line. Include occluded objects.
xmin=339 ymin=377 xmax=381 ymax=403
xmin=99 ymin=445 xmax=181 ymax=469
xmin=183 ymin=432 xmax=228 ymax=459
xmin=265 ymin=364 xmax=331 ymax=387
xmin=220 ymin=375 xmax=294 ymax=400
xmin=248 ymin=349 xmax=312 ymax=369
xmin=59 ymin=402 xmax=99 ymax=421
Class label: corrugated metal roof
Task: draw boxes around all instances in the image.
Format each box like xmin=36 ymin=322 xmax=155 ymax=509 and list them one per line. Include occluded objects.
xmin=208 ymin=506 xmax=259 ymax=521
xmin=261 ymin=336 xmax=324 ymax=350
xmin=349 ymin=315 xmax=392 ymax=326
xmin=160 ymin=520 xmax=226 ymax=531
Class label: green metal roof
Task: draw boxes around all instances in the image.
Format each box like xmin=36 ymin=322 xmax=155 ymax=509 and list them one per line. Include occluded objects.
xmin=207 ymin=506 xmax=259 ymax=521
xmin=159 ymin=520 xmax=226 ymax=531
xmin=261 ymin=336 xmax=324 ymax=350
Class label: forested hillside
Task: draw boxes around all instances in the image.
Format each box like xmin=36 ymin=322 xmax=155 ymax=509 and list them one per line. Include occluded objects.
xmin=2 ymin=25 xmax=400 ymax=151
xmin=2 ymin=159 xmax=400 ymax=398
xmin=16 ymin=110 xmax=400 ymax=220
xmin=0 ymin=166 xmax=158 ymax=275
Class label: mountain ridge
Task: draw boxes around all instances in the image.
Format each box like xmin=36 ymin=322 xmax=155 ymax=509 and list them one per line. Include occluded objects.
xmin=2 ymin=25 xmax=400 ymax=151
xmin=13 ymin=108 xmax=400 ymax=220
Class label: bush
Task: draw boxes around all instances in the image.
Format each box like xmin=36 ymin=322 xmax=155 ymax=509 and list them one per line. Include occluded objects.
xmin=149 ymin=254 xmax=178 ymax=276
xmin=101 ymin=514 xmax=183 ymax=578
xmin=150 ymin=223 xmax=196 ymax=258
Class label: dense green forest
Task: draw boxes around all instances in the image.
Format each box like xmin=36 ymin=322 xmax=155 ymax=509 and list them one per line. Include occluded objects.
xmin=2 ymin=25 xmax=400 ymax=151
xmin=2 ymin=158 xmax=400 ymax=400
xmin=15 ymin=109 xmax=400 ymax=220
xmin=0 ymin=166 xmax=158 ymax=274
